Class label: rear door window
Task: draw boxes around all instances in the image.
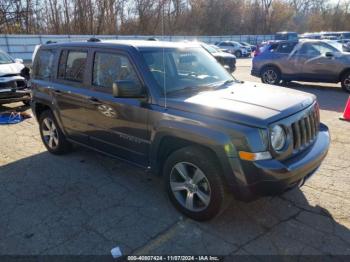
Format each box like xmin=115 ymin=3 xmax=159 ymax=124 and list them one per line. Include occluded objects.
xmin=33 ymin=49 xmax=56 ymax=79
xmin=58 ymin=50 xmax=87 ymax=82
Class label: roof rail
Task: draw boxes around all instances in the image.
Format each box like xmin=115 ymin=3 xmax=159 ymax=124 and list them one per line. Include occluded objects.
xmin=87 ymin=37 xmax=101 ymax=42
xmin=45 ymin=40 xmax=57 ymax=44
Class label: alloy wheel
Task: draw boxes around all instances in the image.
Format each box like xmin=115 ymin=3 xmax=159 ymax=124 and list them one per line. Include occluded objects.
xmin=344 ymin=75 xmax=350 ymax=92
xmin=170 ymin=162 xmax=211 ymax=212
xmin=41 ymin=117 xmax=59 ymax=149
xmin=262 ymin=69 xmax=278 ymax=84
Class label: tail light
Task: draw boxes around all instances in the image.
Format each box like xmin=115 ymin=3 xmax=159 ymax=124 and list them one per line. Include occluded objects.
xmin=253 ymin=45 xmax=261 ymax=57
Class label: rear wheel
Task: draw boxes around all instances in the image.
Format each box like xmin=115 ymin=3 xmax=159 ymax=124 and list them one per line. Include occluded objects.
xmin=341 ymin=71 xmax=350 ymax=93
xmin=39 ymin=110 xmax=72 ymax=154
xmin=163 ymin=146 xmax=227 ymax=221
xmin=261 ymin=66 xmax=281 ymax=85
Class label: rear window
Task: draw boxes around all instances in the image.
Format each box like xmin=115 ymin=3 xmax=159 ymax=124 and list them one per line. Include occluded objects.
xmin=58 ymin=50 xmax=87 ymax=82
xmin=276 ymin=42 xmax=297 ymax=53
xmin=33 ymin=49 xmax=56 ymax=80
xmin=261 ymin=43 xmax=278 ymax=53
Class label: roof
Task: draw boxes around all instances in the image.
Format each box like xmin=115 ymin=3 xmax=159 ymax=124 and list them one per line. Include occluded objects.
xmin=43 ymin=39 xmax=201 ymax=50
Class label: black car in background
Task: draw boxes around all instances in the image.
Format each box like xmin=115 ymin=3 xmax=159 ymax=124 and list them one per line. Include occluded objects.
xmin=200 ymin=42 xmax=236 ymax=73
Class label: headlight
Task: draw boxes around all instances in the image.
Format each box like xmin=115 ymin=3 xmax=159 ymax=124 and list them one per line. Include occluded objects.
xmin=270 ymin=125 xmax=286 ymax=151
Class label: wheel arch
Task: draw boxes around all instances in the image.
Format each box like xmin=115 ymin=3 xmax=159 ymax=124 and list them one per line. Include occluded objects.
xmin=33 ymin=101 xmax=52 ymax=119
xmin=152 ymin=135 xmax=221 ymax=175
xmin=339 ymin=68 xmax=350 ymax=81
xmin=149 ymin=124 xmax=240 ymax=192
xmin=260 ymin=64 xmax=282 ymax=76
xmin=32 ymin=101 xmax=67 ymax=135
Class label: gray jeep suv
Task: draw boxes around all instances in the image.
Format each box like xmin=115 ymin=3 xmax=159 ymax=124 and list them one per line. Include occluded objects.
xmin=252 ymin=39 xmax=350 ymax=92
xmin=31 ymin=40 xmax=330 ymax=220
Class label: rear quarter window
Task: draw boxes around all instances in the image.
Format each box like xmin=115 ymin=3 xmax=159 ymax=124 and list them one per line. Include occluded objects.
xmin=33 ymin=49 xmax=56 ymax=80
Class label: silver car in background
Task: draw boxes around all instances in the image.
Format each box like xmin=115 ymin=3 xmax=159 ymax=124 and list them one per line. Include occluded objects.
xmin=251 ymin=39 xmax=350 ymax=92
xmin=215 ymin=41 xmax=249 ymax=58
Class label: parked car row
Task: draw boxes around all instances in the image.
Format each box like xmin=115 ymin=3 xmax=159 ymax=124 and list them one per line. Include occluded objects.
xmin=297 ymin=31 xmax=350 ymax=53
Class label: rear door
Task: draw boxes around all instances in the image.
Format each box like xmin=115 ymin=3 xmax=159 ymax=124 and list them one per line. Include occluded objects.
xmin=50 ymin=48 xmax=91 ymax=144
xmin=83 ymin=49 xmax=150 ymax=166
xmin=271 ymin=42 xmax=298 ymax=77
xmin=290 ymin=42 xmax=341 ymax=81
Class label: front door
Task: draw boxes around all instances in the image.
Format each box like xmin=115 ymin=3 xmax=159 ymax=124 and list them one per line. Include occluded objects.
xmin=84 ymin=50 xmax=150 ymax=166
xmin=291 ymin=42 xmax=341 ymax=81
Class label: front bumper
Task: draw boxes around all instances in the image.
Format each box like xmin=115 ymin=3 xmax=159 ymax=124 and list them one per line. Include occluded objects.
xmin=0 ymin=88 xmax=31 ymax=104
xmin=229 ymin=123 xmax=330 ymax=201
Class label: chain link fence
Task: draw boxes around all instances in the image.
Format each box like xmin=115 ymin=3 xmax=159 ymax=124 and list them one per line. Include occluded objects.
xmin=0 ymin=34 xmax=274 ymax=61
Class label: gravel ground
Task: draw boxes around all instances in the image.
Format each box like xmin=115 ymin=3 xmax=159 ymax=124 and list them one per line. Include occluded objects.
xmin=0 ymin=58 xmax=349 ymax=257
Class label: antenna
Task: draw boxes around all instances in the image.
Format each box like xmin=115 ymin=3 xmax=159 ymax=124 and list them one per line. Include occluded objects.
xmin=162 ymin=1 xmax=167 ymax=109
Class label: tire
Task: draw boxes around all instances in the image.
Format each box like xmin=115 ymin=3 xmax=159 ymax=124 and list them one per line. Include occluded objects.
xmin=163 ymin=146 xmax=227 ymax=221
xmin=281 ymin=80 xmax=291 ymax=86
xmin=341 ymin=71 xmax=350 ymax=93
xmin=39 ymin=110 xmax=72 ymax=155
xmin=235 ymin=50 xmax=242 ymax=58
xmin=261 ymin=66 xmax=281 ymax=85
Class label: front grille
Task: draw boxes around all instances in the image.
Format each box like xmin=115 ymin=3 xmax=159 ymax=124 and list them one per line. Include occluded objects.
xmin=291 ymin=104 xmax=320 ymax=151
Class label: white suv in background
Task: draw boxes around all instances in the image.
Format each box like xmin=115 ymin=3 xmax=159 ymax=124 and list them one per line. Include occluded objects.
xmin=215 ymin=41 xmax=249 ymax=58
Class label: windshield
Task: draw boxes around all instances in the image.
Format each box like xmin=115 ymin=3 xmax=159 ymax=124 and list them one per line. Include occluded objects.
xmin=0 ymin=51 xmax=14 ymax=64
xmin=141 ymin=47 xmax=233 ymax=96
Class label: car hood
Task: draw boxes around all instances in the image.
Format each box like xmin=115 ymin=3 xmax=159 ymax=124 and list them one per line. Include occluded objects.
xmin=0 ymin=62 xmax=24 ymax=77
xmin=166 ymin=81 xmax=315 ymax=128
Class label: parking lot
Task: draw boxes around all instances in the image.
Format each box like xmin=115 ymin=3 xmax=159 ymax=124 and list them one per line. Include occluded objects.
xmin=0 ymin=58 xmax=349 ymax=257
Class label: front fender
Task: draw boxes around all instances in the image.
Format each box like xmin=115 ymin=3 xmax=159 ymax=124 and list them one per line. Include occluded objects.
xmin=149 ymin=119 xmax=241 ymax=187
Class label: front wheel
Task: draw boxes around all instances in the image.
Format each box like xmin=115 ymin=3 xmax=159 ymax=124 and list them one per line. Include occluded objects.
xmin=164 ymin=146 xmax=227 ymax=221
xmin=261 ymin=66 xmax=281 ymax=85
xmin=341 ymin=71 xmax=350 ymax=93
xmin=39 ymin=110 xmax=72 ymax=154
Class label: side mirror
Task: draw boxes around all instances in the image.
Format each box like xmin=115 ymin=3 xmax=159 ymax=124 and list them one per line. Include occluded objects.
xmin=325 ymin=52 xmax=334 ymax=58
xmin=112 ymin=80 xmax=146 ymax=98
xmin=14 ymin=58 xmax=24 ymax=64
